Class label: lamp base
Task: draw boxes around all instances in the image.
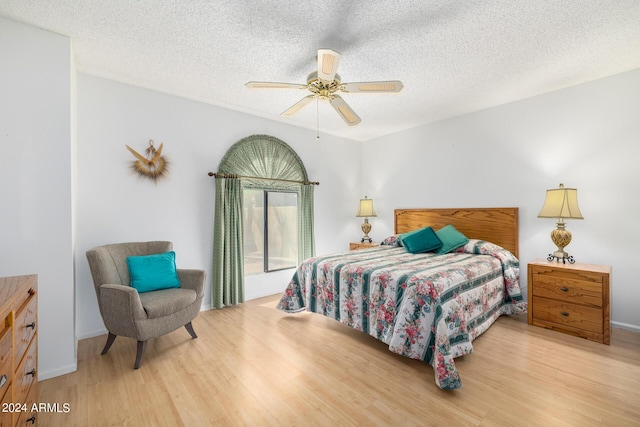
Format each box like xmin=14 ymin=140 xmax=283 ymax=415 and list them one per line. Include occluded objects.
xmin=547 ymin=253 xmax=575 ymax=264
xmin=360 ymin=218 xmax=372 ymax=243
xmin=547 ymin=222 xmax=576 ymax=264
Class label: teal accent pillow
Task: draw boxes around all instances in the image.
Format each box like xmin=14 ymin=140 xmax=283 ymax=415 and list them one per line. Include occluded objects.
xmin=400 ymin=226 xmax=443 ymax=254
xmin=126 ymin=251 xmax=181 ymax=293
xmin=435 ymin=225 xmax=469 ymax=254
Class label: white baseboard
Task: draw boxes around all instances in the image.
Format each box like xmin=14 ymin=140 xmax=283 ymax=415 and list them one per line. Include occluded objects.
xmin=38 ymin=362 xmax=77 ymax=381
xmin=77 ymin=328 xmax=108 ymax=340
xmin=612 ymin=321 xmax=640 ymax=333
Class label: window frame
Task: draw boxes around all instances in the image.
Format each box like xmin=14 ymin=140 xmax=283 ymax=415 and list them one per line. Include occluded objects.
xmin=244 ymin=188 xmax=298 ymax=275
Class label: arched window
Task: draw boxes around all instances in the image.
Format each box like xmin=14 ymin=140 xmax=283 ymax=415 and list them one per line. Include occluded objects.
xmin=211 ymin=134 xmax=317 ymax=308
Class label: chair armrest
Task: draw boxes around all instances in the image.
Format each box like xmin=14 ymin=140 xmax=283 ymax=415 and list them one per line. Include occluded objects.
xmin=177 ymin=269 xmax=206 ymax=297
xmin=99 ymin=284 xmax=147 ymax=322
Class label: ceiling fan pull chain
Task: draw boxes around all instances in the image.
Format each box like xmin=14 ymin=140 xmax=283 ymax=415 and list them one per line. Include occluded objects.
xmin=316 ymin=97 xmax=320 ymax=139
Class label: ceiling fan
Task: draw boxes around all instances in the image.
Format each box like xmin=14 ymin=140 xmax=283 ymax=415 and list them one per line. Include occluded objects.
xmin=245 ymin=49 xmax=404 ymax=126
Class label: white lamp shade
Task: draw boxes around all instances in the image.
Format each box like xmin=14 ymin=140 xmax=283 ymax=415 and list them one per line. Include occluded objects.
xmin=356 ymin=197 xmax=377 ymax=217
xmin=538 ymin=184 xmax=584 ymax=220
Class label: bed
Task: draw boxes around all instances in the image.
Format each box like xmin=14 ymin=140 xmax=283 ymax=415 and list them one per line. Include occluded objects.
xmin=276 ymin=207 xmax=527 ymax=390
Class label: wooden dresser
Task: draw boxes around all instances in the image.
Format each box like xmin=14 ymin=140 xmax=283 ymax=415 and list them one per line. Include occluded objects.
xmin=349 ymin=242 xmax=379 ymax=251
xmin=1 ymin=275 xmax=38 ymax=426
xmin=527 ymin=259 xmax=610 ymax=344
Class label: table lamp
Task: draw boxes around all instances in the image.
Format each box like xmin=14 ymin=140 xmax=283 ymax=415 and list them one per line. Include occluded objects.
xmin=537 ymin=183 xmax=583 ymax=264
xmin=356 ymin=196 xmax=377 ymax=243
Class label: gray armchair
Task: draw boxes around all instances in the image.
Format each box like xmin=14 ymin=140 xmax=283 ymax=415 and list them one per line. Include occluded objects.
xmin=86 ymin=241 xmax=205 ymax=369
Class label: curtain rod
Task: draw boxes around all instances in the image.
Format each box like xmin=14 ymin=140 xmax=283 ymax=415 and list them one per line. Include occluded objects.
xmin=208 ymin=172 xmax=319 ymax=186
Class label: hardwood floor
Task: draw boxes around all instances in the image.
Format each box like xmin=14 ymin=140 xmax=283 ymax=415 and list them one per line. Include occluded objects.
xmin=40 ymin=294 xmax=640 ymax=426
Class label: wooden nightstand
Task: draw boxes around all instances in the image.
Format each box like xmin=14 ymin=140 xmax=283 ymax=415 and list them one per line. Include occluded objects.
xmin=527 ymin=259 xmax=611 ymax=344
xmin=349 ymin=242 xmax=379 ymax=251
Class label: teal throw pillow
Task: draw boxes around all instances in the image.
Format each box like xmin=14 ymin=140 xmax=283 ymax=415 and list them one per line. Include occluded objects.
xmin=435 ymin=225 xmax=469 ymax=254
xmin=399 ymin=227 xmax=425 ymax=244
xmin=400 ymin=226 xmax=443 ymax=254
xmin=126 ymin=251 xmax=181 ymax=293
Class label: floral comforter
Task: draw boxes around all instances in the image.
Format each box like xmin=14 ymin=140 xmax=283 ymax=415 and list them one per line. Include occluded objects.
xmin=276 ymin=239 xmax=527 ymax=390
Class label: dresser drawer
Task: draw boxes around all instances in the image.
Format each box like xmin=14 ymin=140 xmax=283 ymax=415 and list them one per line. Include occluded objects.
xmin=14 ymin=296 xmax=37 ymax=366
xmin=15 ymin=382 xmax=38 ymax=426
xmin=532 ymin=296 xmax=603 ymax=334
xmin=0 ymin=326 xmax=12 ymax=399
xmin=531 ymin=274 xmax=603 ymax=307
xmin=0 ymin=385 xmax=13 ymax=427
xmin=13 ymin=339 xmax=37 ymax=410
xmin=13 ymin=287 xmax=36 ymax=320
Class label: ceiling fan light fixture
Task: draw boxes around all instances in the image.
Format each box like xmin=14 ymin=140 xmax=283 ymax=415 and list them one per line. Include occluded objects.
xmin=246 ymin=48 xmax=401 ymax=127
xmin=306 ymin=71 xmax=342 ymax=85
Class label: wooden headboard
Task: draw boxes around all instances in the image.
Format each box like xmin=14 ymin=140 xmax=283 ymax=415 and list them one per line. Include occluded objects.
xmin=394 ymin=207 xmax=519 ymax=257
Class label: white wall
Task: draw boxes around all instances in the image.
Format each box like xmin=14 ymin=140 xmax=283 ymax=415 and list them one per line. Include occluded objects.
xmin=0 ymin=17 xmax=77 ymax=379
xmin=362 ymin=69 xmax=640 ymax=330
xmin=75 ymin=74 xmax=362 ymax=338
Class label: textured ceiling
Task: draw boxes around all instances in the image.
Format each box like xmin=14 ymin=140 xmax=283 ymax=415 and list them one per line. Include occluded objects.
xmin=2 ymin=0 xmax=640 ymax=141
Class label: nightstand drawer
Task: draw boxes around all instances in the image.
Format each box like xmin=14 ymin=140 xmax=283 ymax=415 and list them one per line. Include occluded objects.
xmin=349 ymin=242 xmax=378 ymax=251
xmin=531 ymin=274 xmax=603 ymax=307
xmin=532 ymin=296 xmax=603 ymax=334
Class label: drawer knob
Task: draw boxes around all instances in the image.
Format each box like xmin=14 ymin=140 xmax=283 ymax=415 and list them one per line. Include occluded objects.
xmin=0 ymin=374 xmax=6 ymax=388
xmin=27 ymin=368 xmax=36 ymax=377
xmin=559 ymin=287 xmax=569 ymax=292
xmin=26 ymin=322 xmax=36 ymax=329
xmin=560 ymin=311 xmax=570 ymax=317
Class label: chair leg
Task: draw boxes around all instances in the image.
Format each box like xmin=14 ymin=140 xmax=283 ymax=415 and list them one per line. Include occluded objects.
xmin=184 ymin=321 xmax=198 ymax=339
xmin=101 ymin=332 xmax=117 ymax=355
xmin=134 ymin=340 xmax=147 ymax=369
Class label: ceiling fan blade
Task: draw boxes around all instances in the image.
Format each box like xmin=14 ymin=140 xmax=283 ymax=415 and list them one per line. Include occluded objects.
xmin=317 ymin=49 xmax=341 ymax=82
xmin=281 ymin=95 xmax=316 ymax=117
xmin=329 ymin=95 xmax=361 ymax=126
xmin=341 ymin=80 xmax=404 ymax=93
xmin=245 ymin=81 xmax=307 ymax=90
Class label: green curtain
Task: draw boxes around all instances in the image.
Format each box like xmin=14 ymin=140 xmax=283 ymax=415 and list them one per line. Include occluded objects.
xmin=298 ymin=184 xmax=315 ymax=263
xmin=212 ymin=135 xmax=316 ymax=308
xmin=212 ymin=176 xmax=244 ymax=308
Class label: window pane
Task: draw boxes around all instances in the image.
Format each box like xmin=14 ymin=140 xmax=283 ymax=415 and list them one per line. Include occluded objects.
xmin=243 ymin=189 xmax=264 ymax=275
xmin=267 ymin=191 xmax=297 ymax=271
